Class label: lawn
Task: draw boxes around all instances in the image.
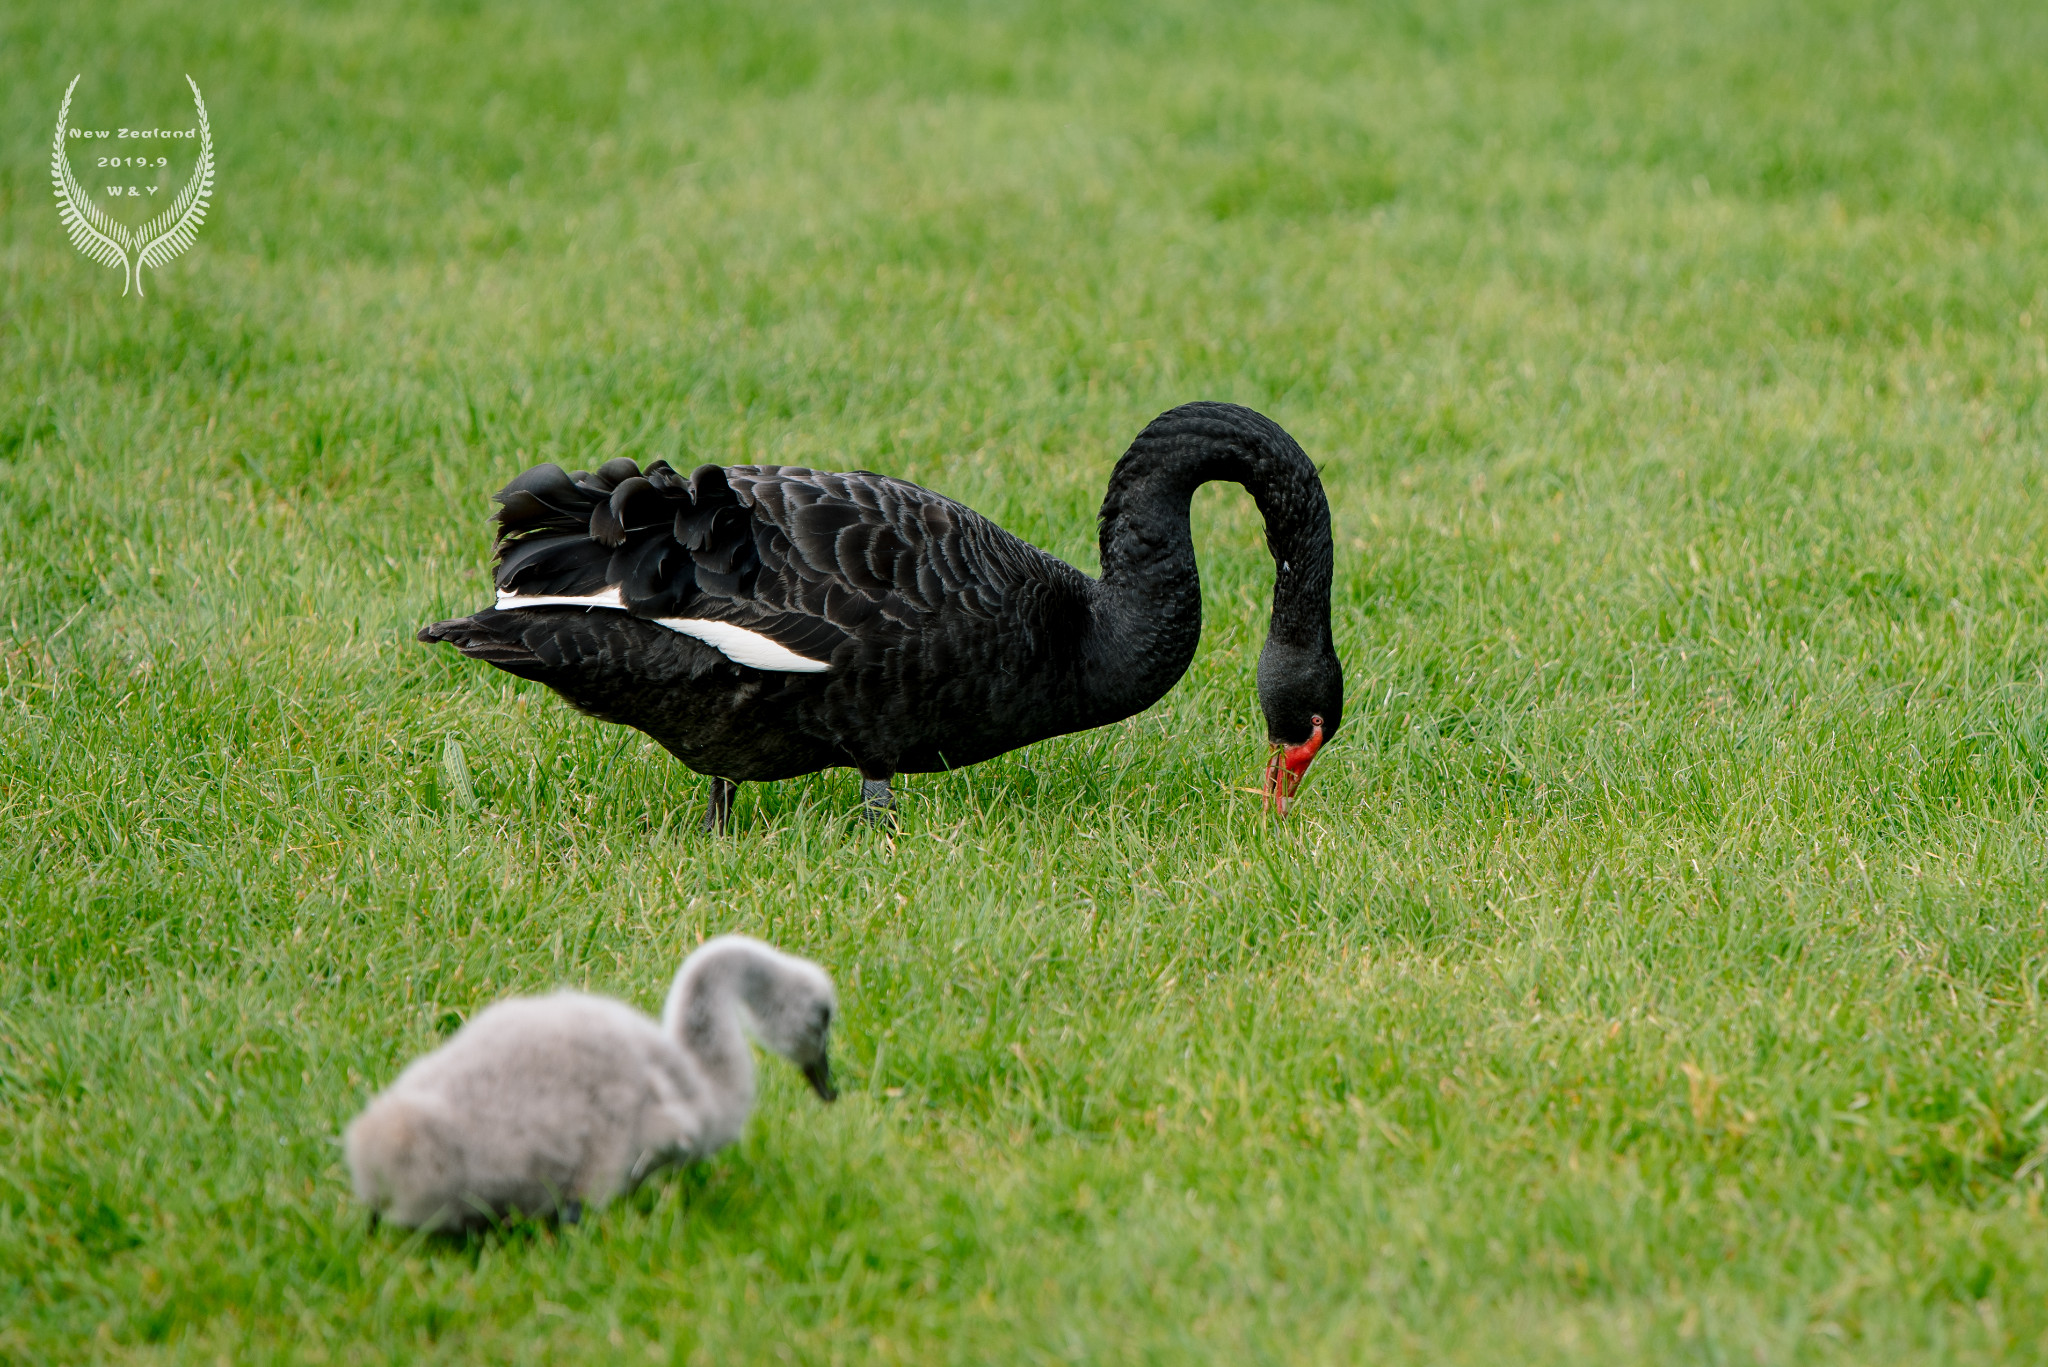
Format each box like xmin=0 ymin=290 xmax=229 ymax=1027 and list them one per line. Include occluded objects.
xmin=6 ymin=0 xmax=2048 ymax=1361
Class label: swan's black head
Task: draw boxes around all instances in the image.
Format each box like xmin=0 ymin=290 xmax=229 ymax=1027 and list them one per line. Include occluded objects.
xmin=1257 ymin=638 xmax=1343 ymax=815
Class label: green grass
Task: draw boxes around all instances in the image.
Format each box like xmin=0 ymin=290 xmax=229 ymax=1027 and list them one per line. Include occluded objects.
xmin=6 ymin=0 xmax=2048 ymax=1360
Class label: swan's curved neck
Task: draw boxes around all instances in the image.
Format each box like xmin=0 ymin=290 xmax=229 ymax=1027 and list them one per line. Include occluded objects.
xmin=660 ymin=946 xmax=764 ymax=1146
xmin=1080 ymin=403 xmax=1333 ymax=723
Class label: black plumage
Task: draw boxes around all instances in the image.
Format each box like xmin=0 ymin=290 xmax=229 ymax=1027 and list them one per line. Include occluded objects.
xmin=419 ymin=401 xmax=1344 ymax=827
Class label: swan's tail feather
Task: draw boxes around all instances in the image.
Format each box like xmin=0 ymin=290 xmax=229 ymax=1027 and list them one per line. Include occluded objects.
xmin=418 ymin=614 xmax=543 ymax=666
xmin=418 ymin=608 xmax=737 ymax=697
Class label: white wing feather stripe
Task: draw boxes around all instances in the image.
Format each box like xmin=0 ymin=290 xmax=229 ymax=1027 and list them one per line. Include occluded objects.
xmin=493 ymin=589 xmax=833 ymax=673
xmin=652 ymin=618 xmax=834 ymax=673
xmin=496 ymin=588 xmax=626 ymax=610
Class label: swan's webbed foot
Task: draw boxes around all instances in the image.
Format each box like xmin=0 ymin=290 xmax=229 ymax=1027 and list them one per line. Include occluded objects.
xmin=702 ymin=778 xmax=737 ymax=835
xmin=859 ymin=778 xmax=896 ymax=829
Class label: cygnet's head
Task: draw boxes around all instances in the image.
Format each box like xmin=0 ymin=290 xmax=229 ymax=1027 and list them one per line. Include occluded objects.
xmin=684 ymin=934 xmax=839 ymax=1101
xmin=751 ymin=960 xmax=837 ymax=1101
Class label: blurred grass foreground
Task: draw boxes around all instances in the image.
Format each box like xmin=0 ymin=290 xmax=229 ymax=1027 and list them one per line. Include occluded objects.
xmin=6 ymin=0 xmax=2048 ymax=1362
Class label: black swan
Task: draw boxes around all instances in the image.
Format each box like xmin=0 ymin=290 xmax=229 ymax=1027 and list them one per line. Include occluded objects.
xmin=419 ymin=401 xmax=1342 ymax=829
xmin=346 ymin=935 xmax=835 ymax=1231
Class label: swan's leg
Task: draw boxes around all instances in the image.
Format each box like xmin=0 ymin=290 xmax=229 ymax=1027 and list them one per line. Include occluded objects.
xmin=560 ymin=1200 xmax=583 ymax=1226
xmin=859 ymin=776 xmax=896 ymax=829
xmin=702 ymin=777 xmax=738 ymax=834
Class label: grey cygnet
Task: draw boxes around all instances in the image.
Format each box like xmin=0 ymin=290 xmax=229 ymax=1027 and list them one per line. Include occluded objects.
xmin=344 ymin=934 xmax=837 ymax=1231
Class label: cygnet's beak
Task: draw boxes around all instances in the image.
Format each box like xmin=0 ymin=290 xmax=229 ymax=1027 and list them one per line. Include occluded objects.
xmin=802 ymin=1053 xmax=838 ymax=1102
xmin=1262 ymin=715 xmax=1326 ymax=817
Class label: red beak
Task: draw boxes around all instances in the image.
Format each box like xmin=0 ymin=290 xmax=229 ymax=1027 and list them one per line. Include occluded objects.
xmin=1262 ymin=715 xmax=1325 ymax=816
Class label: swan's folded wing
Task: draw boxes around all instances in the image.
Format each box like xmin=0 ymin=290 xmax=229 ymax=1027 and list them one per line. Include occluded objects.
xmin=488 ymin=457 xmax=1023 ymax=671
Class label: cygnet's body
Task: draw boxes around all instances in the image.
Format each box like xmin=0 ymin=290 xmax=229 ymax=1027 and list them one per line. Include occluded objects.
xmin=345 ymin=934 xmax=836 ymax=1231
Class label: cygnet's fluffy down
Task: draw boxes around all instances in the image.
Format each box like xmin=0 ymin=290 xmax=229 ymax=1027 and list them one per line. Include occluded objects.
xmin=345 ymin=934 xmax=836 ymax=1231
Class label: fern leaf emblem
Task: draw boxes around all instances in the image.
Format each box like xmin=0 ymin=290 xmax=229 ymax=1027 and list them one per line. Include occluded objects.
xmin=51 ymin=75 xmax=214 ymax=297
xmin=51 ymin=77 xmax=132 ymax=294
